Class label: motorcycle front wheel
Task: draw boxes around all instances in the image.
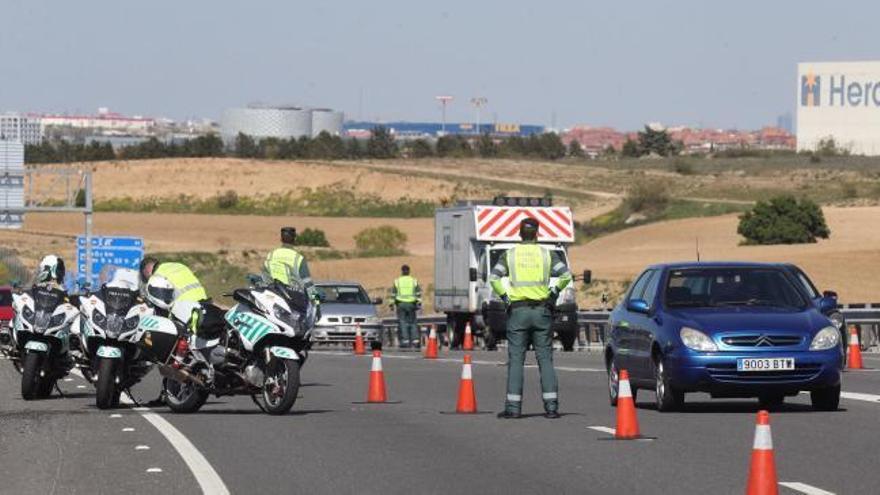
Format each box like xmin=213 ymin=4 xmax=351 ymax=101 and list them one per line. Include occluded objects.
xmin=261 ymin=359 xmax=300 ymax=415
xmin=95 ymin=358 xmax=120 ymax=409
xmin=163 ymin=377 xmax=208 ymax=414
xmin=21 ymin=352 xmax=47 ymax=400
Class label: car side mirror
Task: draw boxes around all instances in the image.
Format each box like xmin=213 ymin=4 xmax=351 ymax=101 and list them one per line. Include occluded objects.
xmin=819 ymin=296 xmax=837 ymax=313
xmin=822 ymin=290 xmax=838 ymax=299
xmin=582 ymin=270 xmax=592 ymax=285
xmin=627 ymin=299 xmax=650 ymax=314
xmin=372 ymin=297 xmax=383 ymax=305
xmin=469 ymin=268 xmax=478 ymax=282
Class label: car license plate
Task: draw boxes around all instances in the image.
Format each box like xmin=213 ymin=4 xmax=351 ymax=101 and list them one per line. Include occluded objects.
xmin=737 ymin=357 xmax=795 ymax=372
xmin=337 ymin=325 xmax=355 ymax=333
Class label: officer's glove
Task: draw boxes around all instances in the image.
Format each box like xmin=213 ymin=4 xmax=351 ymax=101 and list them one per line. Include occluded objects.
xmin=500 ymin=294 xmax=511 ymax=306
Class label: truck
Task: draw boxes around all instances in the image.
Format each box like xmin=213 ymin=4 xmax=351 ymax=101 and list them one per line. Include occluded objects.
xmin=434 ymin=197 xmax=589 ymax=351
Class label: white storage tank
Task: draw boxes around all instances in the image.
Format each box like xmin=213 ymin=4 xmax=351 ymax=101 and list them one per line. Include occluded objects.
xmin=221 ymin=106 xmax=313 ymax=142
xmin=311 ymin=109 xmax=344 ymax=137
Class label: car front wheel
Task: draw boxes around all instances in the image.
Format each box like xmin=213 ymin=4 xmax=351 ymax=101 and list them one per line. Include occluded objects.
xmin=654 ymin=355 xmax=684 ymax=412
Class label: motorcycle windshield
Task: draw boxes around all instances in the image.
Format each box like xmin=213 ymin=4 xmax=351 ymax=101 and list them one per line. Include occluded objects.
xmin=102 ymin=286 xmax=137 ymax=316
xmin=32 ymin=287 xmax=64 ymax=313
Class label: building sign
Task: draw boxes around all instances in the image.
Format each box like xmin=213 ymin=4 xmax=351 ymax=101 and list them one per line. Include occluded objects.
xmin=0 ymin=141 xmax=24 ymax=229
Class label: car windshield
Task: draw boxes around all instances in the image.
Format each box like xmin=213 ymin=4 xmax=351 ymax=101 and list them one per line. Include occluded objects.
xmin=0 ymin=290 xmax=11 ymax=306
xmin=665 ymin=268 xmax=807 ymax=310
xmin=315 ymin=285 xmax=371 ymax=304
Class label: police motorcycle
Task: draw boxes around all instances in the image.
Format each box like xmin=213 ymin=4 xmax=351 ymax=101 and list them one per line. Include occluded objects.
xmin=154 ymin=274 xmax=315 ymax=415
xmin=7 ymin=258 xmax=80 ymax=400
xmin=78 ymin=268 xmax=167 ymax=409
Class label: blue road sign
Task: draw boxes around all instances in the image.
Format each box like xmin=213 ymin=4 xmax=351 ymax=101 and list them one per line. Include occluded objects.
xmin=76 ymin=236 xmax=144 ymax=287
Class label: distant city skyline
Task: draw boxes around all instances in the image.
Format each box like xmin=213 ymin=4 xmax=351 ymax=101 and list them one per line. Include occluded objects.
xmin=2 ymin=0 xmax=878 ymax=130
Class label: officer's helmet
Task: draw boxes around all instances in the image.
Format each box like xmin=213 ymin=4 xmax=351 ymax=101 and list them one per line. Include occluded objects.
xmin=145 ymin=275 xmax=175 ymax=310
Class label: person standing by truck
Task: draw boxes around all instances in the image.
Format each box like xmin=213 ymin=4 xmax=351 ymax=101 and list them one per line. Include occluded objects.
xmin=489 ymin=218 xmax=572 ymax=419
xmin=392 ymin=265 xmax=422 ymax=349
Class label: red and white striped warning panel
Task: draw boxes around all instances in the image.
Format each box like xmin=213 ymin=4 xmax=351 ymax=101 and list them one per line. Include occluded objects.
xmin=474 ymin=206 xmax=575 ymax=243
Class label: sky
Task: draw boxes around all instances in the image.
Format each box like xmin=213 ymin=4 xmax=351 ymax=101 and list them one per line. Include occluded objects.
xmin=2 ymin=0 xmax=879 ymax=130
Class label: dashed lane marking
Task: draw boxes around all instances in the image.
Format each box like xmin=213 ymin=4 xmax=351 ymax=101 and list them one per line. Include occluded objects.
xmin=135 ymin=445 xmax=150 ymax=451
xmin=76 ymin=385 xmax=86 ymax=389
xmin=70 ymin=370 xmax=229 ymax=495
xmin=122 ymin=427 xmax=135 ymax=432
xmin=313 ymin=350 xmax=605 ymax=372
xmin=840 ymin=391 xmax=880 ymax=403
xmin=779 ymin=481 xmax=836 ymax=495
xmin=588 ymin=426 xmax=617 ymax=435
xmin=110 ymin=414 xmax=122 ymax=418
xmin=146 ymin=468 xmax=163 ymax=473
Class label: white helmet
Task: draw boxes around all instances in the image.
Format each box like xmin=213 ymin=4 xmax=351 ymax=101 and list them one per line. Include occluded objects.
xmin=145 ymin=275 xmax=175 ymax=310
xmin=37 ymin=255 xmax=65 ymax=283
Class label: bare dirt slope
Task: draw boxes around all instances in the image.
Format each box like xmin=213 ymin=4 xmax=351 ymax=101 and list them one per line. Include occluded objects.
xmin=571 ymin=206 xmax=880 ymax=302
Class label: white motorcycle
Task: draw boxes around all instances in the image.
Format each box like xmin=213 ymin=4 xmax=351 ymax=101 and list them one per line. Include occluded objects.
xmin=161 ymin=278 xmax=314 ymax=415
xmin=10 ymin=285 xmax=79 ymax=400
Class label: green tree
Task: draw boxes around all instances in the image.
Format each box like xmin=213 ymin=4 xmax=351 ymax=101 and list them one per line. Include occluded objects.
xmin=568 ymin=139 xmax=585 ymax=158
xmin=436 ymin=135 xmax=472 ymax=158
xmin=477 ymin=133 xmax=498 ymax=158
xmin=354 ymin=225 xmax=408 ymax=256
xmin=737 ymin=196 xmax=831 ymax=245
xmin=234 ymin=133 xmax=259 ymax=158
xmin=297 ymin=228 xmax=330 ymax=247
xmin=407 ymin=139 xmax=434 ymax=158
xmin=344 ymin=138 xmax=363 ymax=159
xmin=637 ymin=126 xmax=676 ymax=156
xmin=366 ymin=126 xmax=397 ymax=159
xmin=538 ymin=133 xmax=566 ymax=160
xmin=621 ymin=138 xmax=641 ymax=158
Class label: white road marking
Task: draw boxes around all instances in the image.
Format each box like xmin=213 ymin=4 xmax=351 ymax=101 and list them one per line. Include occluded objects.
xmin=146 ymin=467 xmax=163 ymax=473
xmin=70 ymin=370 xmax=229 ymax=495
xmin=135 ymin=445 xmax=151 ymax=451
xmin=313 ymin=351 xmax=607 ymax=372
xmin=76 ymin=385 xmax=86 ymax=389
xmin=779 ymin=481 xmax=836 ymax=495
xmin=122 ymin=427 xmax=135 ymax=432
xmin=110 ymin=413 xmax=122 ymax=418
xmin=840 ymin=391 xmax=880 ymax=403
xmin=588 ymin=426 xmax=616 ymax=435
xmin=63 ymin=378 xmax=73 ymax=382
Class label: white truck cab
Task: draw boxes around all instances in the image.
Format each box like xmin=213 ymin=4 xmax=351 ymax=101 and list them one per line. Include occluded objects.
xmin=434 ymin=198 xmax=588 ymax=350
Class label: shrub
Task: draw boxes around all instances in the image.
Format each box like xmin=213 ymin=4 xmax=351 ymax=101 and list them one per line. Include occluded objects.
xmin=672 ymin=159 xmax=694 ymax=175
xmin=737 ymin=195 xmax=830 ymax=245
xmin=353 ymin=225 xmax=407 ymax=256
xmin=297 ymin=228 xmax=330 ymax=247
xmin=216 ymin=190 xmax=239 ymax=209
xmin=624 ymin=180 xmax=670 ymax=213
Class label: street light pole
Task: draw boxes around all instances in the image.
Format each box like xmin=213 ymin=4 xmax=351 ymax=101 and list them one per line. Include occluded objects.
xmin=470 ymin=97 xmax=487 ymax=135
xmin=435 ymin=95 xmax=453 ymax=135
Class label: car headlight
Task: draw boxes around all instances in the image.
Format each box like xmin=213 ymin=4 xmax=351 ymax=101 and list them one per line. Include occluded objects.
xmin=810 ymin=326 xmax=840 ymax=351
xmin=680 ymin=327 xmax=718 ymax=352
xmin=363 ymin=316 xmax=380 ymax=325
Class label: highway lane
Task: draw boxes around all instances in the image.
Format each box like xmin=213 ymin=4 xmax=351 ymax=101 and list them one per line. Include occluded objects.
xmin=3 ymin=349 xmax=880 ymax=494
xmin=0 ymin=359 xmax=198 ymax=495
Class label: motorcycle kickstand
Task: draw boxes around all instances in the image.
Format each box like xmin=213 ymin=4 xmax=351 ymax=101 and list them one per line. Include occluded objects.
xmin=54 ymin=382 xmax=65 ymax=398
xmin=250 ymin=394 xmax=268 ymax=413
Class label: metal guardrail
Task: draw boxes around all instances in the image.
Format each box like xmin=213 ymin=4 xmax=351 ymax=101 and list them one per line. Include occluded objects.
xmin=377 ymin=304 xmax=880 ymax=351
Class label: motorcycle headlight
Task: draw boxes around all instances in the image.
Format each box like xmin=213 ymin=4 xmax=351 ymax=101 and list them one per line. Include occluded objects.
xmin=22 ymin=306 xmax=35 ymax=325
xmin=273 ymin=304 xmax=297 ymax=327
xmin=92 ymin=310 xmax=107 ymax=329
xmin=124 ymin=315 xmax=140 ymax=331
xmin=810 ymin=326 xmax=840 ymax=351
xmin=49 ymin=313 xmax=67 ymax=329
xmin=680 ymin=327 xmax=718 ymax=352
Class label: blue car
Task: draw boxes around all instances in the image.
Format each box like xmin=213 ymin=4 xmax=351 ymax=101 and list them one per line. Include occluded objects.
xmin=606 ymin=262 xmax=843 ymax=412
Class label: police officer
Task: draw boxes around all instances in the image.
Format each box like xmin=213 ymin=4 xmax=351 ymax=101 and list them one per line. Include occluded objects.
xmin=489 ymin=218 xmax=572 ymax=419
xmin=391 ymin=265 xmax=422 ymax=349
xmin=139 ymin=257 xmax=208 ymax=310
xmin=264 ymin=227 xmax=315 ymax=298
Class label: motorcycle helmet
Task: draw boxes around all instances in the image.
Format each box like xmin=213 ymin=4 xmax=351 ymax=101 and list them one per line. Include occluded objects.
xmin=139 ymin=256 xmax=159 ymax=285
xmin=145 ymin=275 xmax=175 ymax=310
xmin=37 ymin=255 xmax=65 ymax=283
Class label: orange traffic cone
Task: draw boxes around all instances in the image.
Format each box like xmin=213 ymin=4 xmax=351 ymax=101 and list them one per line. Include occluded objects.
xmin=353 ymin=323 xmax=366 ymax=355
xmin=463 ymin=322 xmax=474 ymax=351
xmin=746 ymin=410 xmax=778 ymax=495
xmin=424 ymin=325 xmax=439 ymax=359
xmin=847 ymin=325 xmax=864 ymax=370
xmin=614 ymin=369 xmax=641 ymax=439
xmin=456 ymin=354 xmax=477 ymax=413
xmin=367 ymin=350 xmax=387 ymax=403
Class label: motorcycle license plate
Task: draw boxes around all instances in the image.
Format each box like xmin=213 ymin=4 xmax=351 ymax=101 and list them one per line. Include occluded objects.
xmin=737 ymin=357 xmax=795 ymax=372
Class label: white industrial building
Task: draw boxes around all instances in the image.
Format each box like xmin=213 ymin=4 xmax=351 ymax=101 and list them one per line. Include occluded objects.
xmin=0 ymin=113 xmax=43 ymax=145
xmin=797 ymin=61 xmax=880 ymax=155
xmin=221 ymin=105 xmax=343 ymax=142
xmin=39 ymin=108 xmax=155 ymax=135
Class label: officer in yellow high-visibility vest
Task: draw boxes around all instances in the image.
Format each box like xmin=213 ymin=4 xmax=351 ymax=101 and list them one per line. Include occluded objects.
xmin=391 ymin=265 xmax=422 ymax=349
xmin=263 ymin=227 xmax=315 ymax=298
xmin=139 ymin=257 xmax=208 ymax=305
xmin=489 ymin=217 xmax=572 ymax=419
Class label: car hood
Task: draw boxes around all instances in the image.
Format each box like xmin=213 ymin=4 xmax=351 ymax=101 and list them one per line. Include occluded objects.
xmin=667 ymin=307 xmax=830 ymax=335
xmin=319 ymin=303 xmax=377 ymax=318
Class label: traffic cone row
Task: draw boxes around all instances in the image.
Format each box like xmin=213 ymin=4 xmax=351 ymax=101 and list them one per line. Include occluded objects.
xmin=614 ymin=369 xmax=641 ymax=439
xmin=462 ymin=322 xmax=474 ymax=351
xmin=848 ymin=325 xmax=864 ymax=370
xmin=456 ymin=354 xmax=477 ymax=413
xmin=424 ymin=325 xmax=439 ymax=359
xmin=353 ymin=323 xmax=365 ymax=355
xmin=746 ymin=410 xmax=778 ymax=495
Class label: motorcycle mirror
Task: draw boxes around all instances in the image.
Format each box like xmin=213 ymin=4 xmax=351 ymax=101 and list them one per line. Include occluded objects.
xmin=582 ymin=270 xmax=592 ymax=285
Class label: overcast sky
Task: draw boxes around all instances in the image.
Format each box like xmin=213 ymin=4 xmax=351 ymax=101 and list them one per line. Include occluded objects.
xmin=2 ymin=0 xmax=878 ymax=130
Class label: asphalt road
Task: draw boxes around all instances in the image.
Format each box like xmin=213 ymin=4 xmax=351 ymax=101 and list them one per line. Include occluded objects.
xmin=2 ymin=350 xmax=880 ymax=494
